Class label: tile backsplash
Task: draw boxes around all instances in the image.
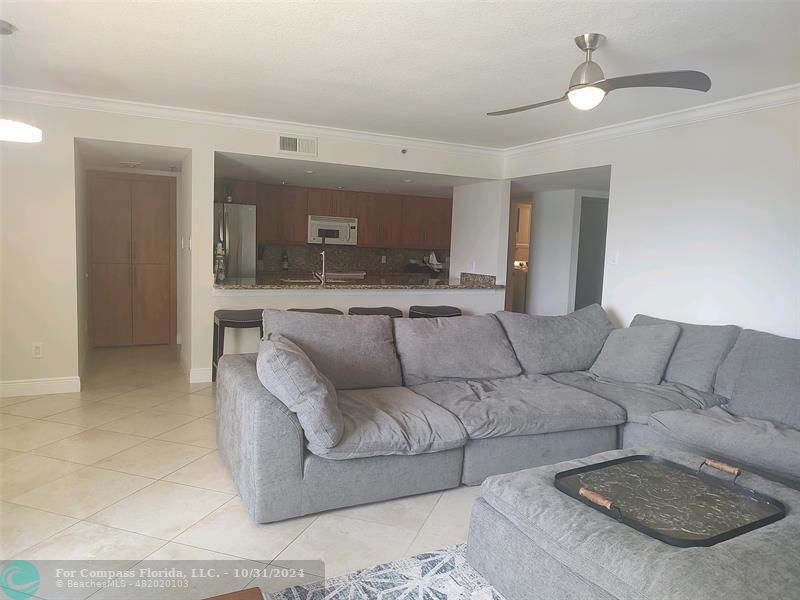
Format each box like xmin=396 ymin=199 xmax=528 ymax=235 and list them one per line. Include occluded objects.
xmin=259 ymin=244 xmax=449 ymax=274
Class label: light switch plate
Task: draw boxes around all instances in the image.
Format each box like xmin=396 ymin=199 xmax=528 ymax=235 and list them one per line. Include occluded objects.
xmin=32 ymin=342 xmax=43 ymax=359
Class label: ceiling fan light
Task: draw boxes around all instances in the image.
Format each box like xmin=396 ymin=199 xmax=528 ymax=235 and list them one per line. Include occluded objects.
xmin=0 ymin=119 xmax=43 ymax=143
xmin=567 ymin=86 xmax=606 ymax=110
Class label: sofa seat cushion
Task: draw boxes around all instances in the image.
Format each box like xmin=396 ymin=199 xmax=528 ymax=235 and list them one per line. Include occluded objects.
xmin=631 ymin=314 xmax=741 ymax=392
xmin=648 ymin=406 xmax=800 ymax=482
xmin=262 ymin=309 xmax=402 ymax=390
xmin=411 ymin=375 xmax=625 ymax=440
xmin=495 ymin=304 xmax=613 ymax=375
xmin=551 ymin=371 xmax=726 ymax=424
xmin=307 ymin=387 xmax=468 ymax=460
xmin=394 ymin=314 xmax=522 ymax=386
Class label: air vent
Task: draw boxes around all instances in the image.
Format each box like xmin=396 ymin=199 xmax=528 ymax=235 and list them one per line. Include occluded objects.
xmin=278 ymin=134 xmax=318 ymax=157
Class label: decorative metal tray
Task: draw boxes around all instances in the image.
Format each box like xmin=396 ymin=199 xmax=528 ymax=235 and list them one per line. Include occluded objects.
xmin=554 ymin=455 xmax=786 ymax=547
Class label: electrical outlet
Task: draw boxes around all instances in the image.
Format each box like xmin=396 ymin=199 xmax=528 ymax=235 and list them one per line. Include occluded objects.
xmin=32 ymin=342 xmax=43 ymax=359
xmin=381 ymin=255 xmax=387 ymax=264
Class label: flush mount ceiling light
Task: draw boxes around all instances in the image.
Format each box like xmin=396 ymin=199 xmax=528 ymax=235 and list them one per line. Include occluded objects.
xmin=488 ymin=33 xmax=711 ymax=115
xmin=0 ymin=118 xmax=43 ymax=143
xmin=0 ymin=22 xmax=43 ymax=143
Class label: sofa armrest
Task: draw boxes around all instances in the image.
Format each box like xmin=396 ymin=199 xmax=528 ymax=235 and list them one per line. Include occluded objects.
xmin=216 ymin=353 xmax=305 ymax=522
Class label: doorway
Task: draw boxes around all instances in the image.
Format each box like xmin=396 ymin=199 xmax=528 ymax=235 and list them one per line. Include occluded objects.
xmin=504 ymin=199 xmax=532 ymax=312
xmin=508 ymin=166 xmax=611 ymax=315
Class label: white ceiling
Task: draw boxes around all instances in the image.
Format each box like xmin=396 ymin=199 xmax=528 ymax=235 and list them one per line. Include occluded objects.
xmin=511 ymin=166 xmax=611 ymax=197
xmin=215 ymin=152 xmax=485 ymax=197
xmin=2 ymin=2 xmax=799 ymax=148
xmin=76 ymin=139 xmax=189 ymax=172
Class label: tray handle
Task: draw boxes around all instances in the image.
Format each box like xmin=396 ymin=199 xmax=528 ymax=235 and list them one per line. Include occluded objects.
xmin=702 ymin=458 xmax=741 ymax=477
xmin=579 ymin=486 xmax=614 ymax=510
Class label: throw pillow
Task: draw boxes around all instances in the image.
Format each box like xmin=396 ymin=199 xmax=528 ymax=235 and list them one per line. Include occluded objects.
xmin=256 ymin=334 xmax=343 ymax=448
xmin=590 ymin=324 xmax=680 ymax=384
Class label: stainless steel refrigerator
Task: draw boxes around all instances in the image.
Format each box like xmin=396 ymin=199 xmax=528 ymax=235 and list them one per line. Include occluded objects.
xmin=214 ymin=203 xmax=257 ymax=280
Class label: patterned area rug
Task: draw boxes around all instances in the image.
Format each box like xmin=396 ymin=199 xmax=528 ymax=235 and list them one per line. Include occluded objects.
xmin=266 ymin=544 xmax=505 ymax=599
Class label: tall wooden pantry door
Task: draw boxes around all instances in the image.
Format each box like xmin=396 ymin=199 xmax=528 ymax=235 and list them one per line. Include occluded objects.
xmin=90 ymin=172 xmax=176 ymax=347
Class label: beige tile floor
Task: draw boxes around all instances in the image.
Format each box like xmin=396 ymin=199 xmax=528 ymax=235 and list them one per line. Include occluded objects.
xmin=1 ymin=345 xmax=481 ymax=592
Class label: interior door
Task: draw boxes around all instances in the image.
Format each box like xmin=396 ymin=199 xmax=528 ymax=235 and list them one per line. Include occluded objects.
xmin=92 ymin=263 xmax=133 ymax=346
xmin=90 ymin=176 xmax=131 ymax=263
xmin=132 ymin=264 xmax=170 ymax=345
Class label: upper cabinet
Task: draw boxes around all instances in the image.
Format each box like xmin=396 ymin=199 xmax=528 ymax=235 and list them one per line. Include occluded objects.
xmin=359 ymin=194 xmax=403 ymax=248
xmin=257 ymin=185 xmax=308 ymax=245
xmin=400 ymin=196 xmax=452 ymax=250
xmin=222 ymin=179 xmax=452 ymax=250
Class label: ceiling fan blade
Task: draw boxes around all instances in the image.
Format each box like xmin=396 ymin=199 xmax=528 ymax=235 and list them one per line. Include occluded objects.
xmin=596 ymin=70 xmax=711 ymax=94
xmin=487 ymin=95 xmax=567 ymax=116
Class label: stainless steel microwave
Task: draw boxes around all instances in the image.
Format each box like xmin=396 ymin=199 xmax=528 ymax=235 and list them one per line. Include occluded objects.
xmin=307 ymin=215 xmax=358 ymax=245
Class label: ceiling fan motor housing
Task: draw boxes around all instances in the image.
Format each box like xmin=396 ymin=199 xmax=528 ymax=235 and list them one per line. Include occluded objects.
xmin=569 ymin=60 xmax=605 ymax=89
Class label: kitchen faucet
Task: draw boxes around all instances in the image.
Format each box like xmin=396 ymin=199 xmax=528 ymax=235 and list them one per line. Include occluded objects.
xmin=314 ymin=240 xmax=327 ymax=286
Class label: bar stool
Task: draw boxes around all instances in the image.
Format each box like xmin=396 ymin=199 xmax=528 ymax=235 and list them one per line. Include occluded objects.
xmin=348 ymin=306 xmax=403 ymax=318
xmin=409 ymin=305 xmax=462 ymax=318
xmin=212 ymin=309 xmax=264 ymax=381
xmin=287 ymin=308 xmax=344 ymax=315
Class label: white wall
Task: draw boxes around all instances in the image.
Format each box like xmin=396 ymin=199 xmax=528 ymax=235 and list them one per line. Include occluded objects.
xmin=508 ymin=102 xmax=800 ymax=336
xmin=450 ymin=180 xmax=511 ymax=285
xmin=527 ymin=189 xmax=580 ymax=315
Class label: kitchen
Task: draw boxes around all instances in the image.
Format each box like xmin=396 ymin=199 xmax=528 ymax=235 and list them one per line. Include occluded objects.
xmin=212 ymin=152 xmax=500 ymax=294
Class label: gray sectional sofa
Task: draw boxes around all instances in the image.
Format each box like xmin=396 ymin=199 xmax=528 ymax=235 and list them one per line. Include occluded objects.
xmin=216 ymin=305 xmax=799 ymax=523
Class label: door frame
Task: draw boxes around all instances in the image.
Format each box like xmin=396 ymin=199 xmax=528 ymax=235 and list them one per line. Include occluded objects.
xmin=88 ymin=170 xmax=177 ymax=346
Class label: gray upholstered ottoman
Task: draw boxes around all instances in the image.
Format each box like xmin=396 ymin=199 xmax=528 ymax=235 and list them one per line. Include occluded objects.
xmin=467 ymin=448 xmax=800 ymax=600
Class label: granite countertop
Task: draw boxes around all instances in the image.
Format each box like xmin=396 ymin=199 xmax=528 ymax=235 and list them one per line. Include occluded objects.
xmin=214 ymin=271 xmax=502 ymax=290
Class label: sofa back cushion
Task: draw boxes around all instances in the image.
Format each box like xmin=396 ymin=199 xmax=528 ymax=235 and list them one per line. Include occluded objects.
xmin=495 ymin=304 xmax=613 ymax=374
xmin=262 ymin=309 xmax=402 ymax=389
xmin=725 ymin=330 xmax=800 ymax=428
xmin=394 ymin=314 xmax=521 ymax=386
xmin=256 ymin=335 xmax=343 ymax=449
xmin=590 ymin=324 xmax=681 ymax=384
xmin=631 ymin=314 xmax=740 ymax=392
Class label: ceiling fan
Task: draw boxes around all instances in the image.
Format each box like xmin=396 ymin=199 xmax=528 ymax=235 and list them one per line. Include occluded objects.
xmin=488 ymin=33 xmax=711 ymax=115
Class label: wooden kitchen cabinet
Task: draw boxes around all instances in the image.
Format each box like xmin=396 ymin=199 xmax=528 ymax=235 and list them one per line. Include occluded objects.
xmin=279 ymin=187 xmax=308 ymax=244
xmin=400 ymin=196 xmax=452 ymax=250
xmin=243 ymin=178 xmax=453 ymax=250
xmin=358 ymin=194 xmax=402 ymax=247
xmin=257 ymin=185 xmax=307 ymax=245
xmin=215 ymin=179 xmax=258 ymax=205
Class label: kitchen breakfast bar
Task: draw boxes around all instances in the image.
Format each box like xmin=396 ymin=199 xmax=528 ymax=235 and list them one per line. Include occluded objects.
xmin=208 ymin=271 xmax=506 ymax=358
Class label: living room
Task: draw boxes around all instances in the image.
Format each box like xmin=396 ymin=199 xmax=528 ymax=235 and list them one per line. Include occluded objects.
xmin=1 ymin=2 xmax=798 ymax=599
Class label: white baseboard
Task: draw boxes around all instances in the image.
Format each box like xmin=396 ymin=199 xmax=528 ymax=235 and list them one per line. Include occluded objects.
xmin=189 ymin=368 xmax=213 ymax=384
xmin=1 ymin=376 xmax=81 ymax=398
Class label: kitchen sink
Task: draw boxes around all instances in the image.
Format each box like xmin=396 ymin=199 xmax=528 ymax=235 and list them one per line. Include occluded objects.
xmin=326 ymin=271 xmax=366 ymax=280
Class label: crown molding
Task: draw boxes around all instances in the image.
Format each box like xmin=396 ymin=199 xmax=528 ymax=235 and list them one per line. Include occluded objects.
xmin=504 ymin=83 xmax=800 ymax=158
xmin=2 ymin=83 xmax=797 ymax=162
xmin=0 ymin=86 xmax=504 ymax=159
